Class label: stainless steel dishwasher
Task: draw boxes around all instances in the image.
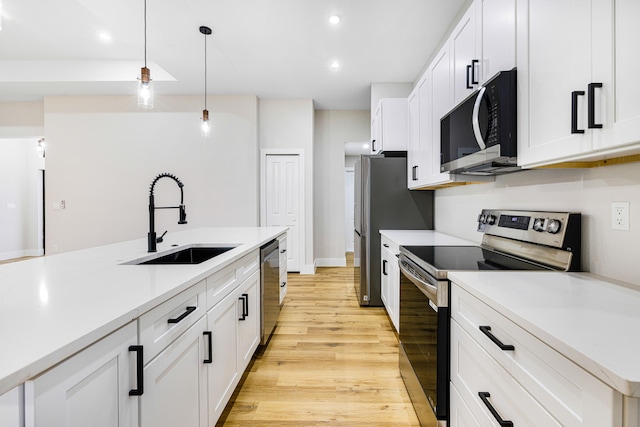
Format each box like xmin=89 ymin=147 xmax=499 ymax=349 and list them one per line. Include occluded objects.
xmin=260 ymin=239 xmax=280 ymax=345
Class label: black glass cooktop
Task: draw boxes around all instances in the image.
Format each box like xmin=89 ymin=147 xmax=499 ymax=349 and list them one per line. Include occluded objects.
xmin=401 ymin=245 xmax=550 ymax=279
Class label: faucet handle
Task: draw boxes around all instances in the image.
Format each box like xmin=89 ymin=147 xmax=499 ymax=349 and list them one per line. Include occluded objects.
xmin=178 ymin=205 xmax=187 ymax=224
xmin=156 ymin=230 xmax=168 ymax=243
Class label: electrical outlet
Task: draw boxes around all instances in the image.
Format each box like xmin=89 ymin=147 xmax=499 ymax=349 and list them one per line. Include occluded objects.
xmin=611 ymin=202 xmax=630 ymax=230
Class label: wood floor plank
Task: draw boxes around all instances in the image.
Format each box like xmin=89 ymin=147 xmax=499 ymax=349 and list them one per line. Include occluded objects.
xmin=216 ymin=259 xmax=421 ymax=426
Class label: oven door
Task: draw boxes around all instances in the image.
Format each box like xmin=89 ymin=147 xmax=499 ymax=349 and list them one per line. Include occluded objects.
xmin=399 ymin=256 xmax=449 ymax=425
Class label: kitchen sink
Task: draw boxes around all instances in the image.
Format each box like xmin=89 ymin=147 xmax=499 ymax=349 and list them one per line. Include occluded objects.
xmin=126 ymin=245 xmax=237 ymax=265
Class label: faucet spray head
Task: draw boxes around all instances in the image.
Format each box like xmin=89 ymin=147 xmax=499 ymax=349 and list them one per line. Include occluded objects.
xmin=179 ymin=204 xmax=187 ymax=224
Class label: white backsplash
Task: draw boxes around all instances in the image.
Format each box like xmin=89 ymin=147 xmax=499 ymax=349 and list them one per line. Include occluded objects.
xmin=434 ymin=162 xmax=640 ymax=285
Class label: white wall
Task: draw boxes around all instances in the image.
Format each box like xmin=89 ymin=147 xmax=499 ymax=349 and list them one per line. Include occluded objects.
xmin=44 ymin=95 xmax=259 ymax=253
xmin=259 ymin=99 xmax=315 ymax=273
xmin=0 ymin=102 xmax=44 ymax=138
xmin=0 ymin=139 xmax=44 ymax=259
xmin=314 ymin=110 xmax=370 ymax=266
xmin=434 ymin=163 xmax=640 ymax=285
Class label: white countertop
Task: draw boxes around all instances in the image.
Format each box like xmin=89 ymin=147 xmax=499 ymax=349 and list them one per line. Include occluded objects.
xmin=0 ymin=227 xmax=286 ymax=395
xmin=448 ymin=270 xmax=640 ymax=397
xmin=379 ymin=230 xmax=476 ymax=246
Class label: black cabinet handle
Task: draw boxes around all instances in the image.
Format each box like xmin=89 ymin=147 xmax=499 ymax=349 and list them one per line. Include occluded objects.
xmin=203 ymin=331 xmax=212 ymax=364
xmin=372 ymin=139 xmax=376 ymax=152
xmin=478 ymin=392 xmax=513 ymax=427
xmin=412 ymin=165 xmax=418 ymax=181
xmin=168 ymin=306 xmax=196 ymax=324
xmin=383 ymin=243 xmax=389 ymax=248
xmin=479 ymin=326 xmax=514 ymax=351
xmin=471 ymin=59 xmax=479 ymax=85
xmin=571 ymin=90 xmax=585 ymax=134
xmin=128 ymin=345 xmax=144 ymax=396
xmin=239 ymin=293 xmax=249 ymax=320
xmin=281 ymin=281 xmax=287 ymax=288
xmin=280 ymin=248 xmax=287 ymax=254
xmin=382 ymin=259 xmax=388 ymax=275
xmin=588 ymin=83 xmax=603 ymax=129
xmin=466 ymin=64 xmax=473 ymax=89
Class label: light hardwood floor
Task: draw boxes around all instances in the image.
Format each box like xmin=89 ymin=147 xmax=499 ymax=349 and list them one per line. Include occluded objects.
xmin=217 ymin=258 xmax=421 ymax=426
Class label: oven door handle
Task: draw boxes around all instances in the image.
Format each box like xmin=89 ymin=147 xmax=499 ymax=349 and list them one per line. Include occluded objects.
xmin=399 ymin=260 xmax=438 ymax=304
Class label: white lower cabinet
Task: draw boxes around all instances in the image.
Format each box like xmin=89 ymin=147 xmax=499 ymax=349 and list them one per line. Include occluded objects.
xmin=450 ymin=282 xmax=622 ymax=426
xmin=450 ymin=383 xmax=481 ymax=427
xmin=207 ymin=270 xmax=260 ymax=423
xmin=278 ymin=235 xmax=288 ymax=304
xmin=140 ymin=316 xmax=207 ymax=427
xmin=24 ymin=322 xmax=139 ymax=427
xmin=380 ymin=236 xmax=399 ymax=331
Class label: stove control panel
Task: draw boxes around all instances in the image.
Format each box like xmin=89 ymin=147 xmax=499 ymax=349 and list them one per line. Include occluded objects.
xmin=477 ymin=209 xmax=581 ymax=250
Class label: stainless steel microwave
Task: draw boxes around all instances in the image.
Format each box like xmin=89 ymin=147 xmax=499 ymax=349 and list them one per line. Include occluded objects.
xmin=440 ymin=69 xmax=518 ymax=175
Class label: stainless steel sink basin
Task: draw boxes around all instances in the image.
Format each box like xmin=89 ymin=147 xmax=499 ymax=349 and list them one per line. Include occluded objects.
xmin=125 ymin=245 xmax=237 ymax=265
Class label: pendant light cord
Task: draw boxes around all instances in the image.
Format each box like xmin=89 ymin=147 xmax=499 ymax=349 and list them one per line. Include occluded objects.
xmin=144 ymin=0 xmax=147 ymax=68
xmin=204 ymin=32 xmax=207 ymax=110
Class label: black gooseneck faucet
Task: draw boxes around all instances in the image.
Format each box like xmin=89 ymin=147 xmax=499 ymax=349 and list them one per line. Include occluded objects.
xmin=148 ymin=173 xmax=187 ymax=252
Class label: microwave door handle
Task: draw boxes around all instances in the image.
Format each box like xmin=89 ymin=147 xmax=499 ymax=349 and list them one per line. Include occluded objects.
xmin=472 ymin=86 xmax=487 ymax=150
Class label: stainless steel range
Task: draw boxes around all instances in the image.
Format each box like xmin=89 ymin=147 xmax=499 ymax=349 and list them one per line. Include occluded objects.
xmin=398 ymin=209 xmax=581 ymax=427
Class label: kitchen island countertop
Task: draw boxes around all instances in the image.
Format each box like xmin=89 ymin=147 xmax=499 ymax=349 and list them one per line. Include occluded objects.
xmin=0 ymin=227 xmax=286 ymax=395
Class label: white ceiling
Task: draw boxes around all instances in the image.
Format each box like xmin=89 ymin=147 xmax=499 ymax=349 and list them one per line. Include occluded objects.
xmin=0 ymin=0 xmax=467 ymax=110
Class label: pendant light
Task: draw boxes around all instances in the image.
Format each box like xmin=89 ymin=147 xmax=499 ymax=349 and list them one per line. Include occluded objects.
xmin=200 ymin=26 xmax=212 ymax=137
xmin=138 ymin=0 xmax=153 ymax=108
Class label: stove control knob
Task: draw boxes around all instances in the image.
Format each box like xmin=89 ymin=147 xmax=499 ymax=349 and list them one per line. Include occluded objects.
xmin=486 ymin=214 xmax=497 ymax=225
xmin=533 ymin=218 xmax=546 ymax=232
xmin=478 ymin=214 xmax=486 ymax=224
xmin=547 ymin=219 xmax=562 ymax=234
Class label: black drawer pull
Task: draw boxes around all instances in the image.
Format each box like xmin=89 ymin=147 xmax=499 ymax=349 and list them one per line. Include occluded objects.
xmin=479 ymin=326 xmax=514 ymax=351
xmin=281 ymin=281 xmax=287 ymax=288
xmin=280 ymin=248 xmax=287 ymax=253
xmin=168 ymin=306 xmax=196 ymax=324
xmin=571 ymin=90 xmax=585 ymax=134
xmin=203 ymin=331 xmax=212 ymax=364
xmin=478 ymin=392 xmax=513 ymax=427
xmin=128 ymin=345 xmax=144 ymax=396
xmin=383 ymin=243 xmax=389 ymax=248
xmin=588 ymin=82 xmax=603 ymax=129
xmin=239 ymin=294 xmax=249 ymax=320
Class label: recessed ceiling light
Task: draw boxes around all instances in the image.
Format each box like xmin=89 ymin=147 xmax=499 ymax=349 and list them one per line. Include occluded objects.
xmin=98 ymin=32 xmax=112 ymax=42
xmin=330 ymin=61 xmax=340 ymax=70
xmin=329 ymin=15 xmax=340 ymax=25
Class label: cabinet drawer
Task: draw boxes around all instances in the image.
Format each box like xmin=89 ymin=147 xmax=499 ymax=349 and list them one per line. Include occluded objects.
xmin=139 ymin=281 xmax=206 ymax=365
xmin=278 ymin=235 xmax=287 ymax=265
xmin=279 ymin=269 xmax=287 ymax=305
xmin=451 ymin=319 xmax=559 ymax=427
xmin=206 ymin=251 xmax=259 ymax=310
xmin=451 ymin=283 xmax=620 ymax=426
xmin=381 ymin=235 xmax=399 ymax=255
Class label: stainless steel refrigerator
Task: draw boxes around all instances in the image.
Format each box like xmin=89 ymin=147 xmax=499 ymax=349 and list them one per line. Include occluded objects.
xmin=354 ymin=153 xmax=434 ymax=306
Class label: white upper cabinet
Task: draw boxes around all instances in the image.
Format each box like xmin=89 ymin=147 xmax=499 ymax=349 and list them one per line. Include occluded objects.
xmin=478 ymin=0 xmax=516 ymax=84
xmin=517 ymin=0 xmax=603 ymax=167
xmin=518 ymin=0 xmax=640 ymax=168
xmin=370 ymin=98 xmax=408 ymax=154
xmin=598 ymin=0 xmax=640 ymax=153
xmin=450 ymin=3 xmax=480 ymax=106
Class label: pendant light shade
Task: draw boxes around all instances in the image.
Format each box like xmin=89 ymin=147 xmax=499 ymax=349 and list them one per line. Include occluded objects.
xmin=138 ymin=0 xmax=153 ymax=108
xmin=200 ymin=26 xmax=212 ymax=137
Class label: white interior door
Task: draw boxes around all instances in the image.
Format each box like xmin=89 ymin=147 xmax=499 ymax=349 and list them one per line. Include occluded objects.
xmin=344 ymin=168 xmax=354 ymax=253
xmin=265 ymin=154 xmax=300 ymax=272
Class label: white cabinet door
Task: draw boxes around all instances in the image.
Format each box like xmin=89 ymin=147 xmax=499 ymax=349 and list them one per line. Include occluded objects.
xmin=206 ymin=289 xmax=239 ymax=424
xmin=0 ymin=385 xmax=23 ymax=427
xmin=371 ymin=106 xmax=382 ymax=154
xmin=450 ymin=3 xmax=479 ymax=106
xmin=25 ymin=322 xmax=138 ymax=427
xmin=599 ymin=0 xmax=640 ymax=152
xmin=140 ymin=316 xmax=207 ymax=427
xmin=429 ymin=45 xmax=454 ymax=182
xmin=479 ymin=0 xmax=516 ymax=83
xmin=371 ymin=99 xmax=408 ymax=154
xmin=407 ymin=87 xmax=421 ymax=187
xmin=237 ymin=270 xmax=261 ymax=373
xmin=517 ymin=0 xmax=611 ymax=167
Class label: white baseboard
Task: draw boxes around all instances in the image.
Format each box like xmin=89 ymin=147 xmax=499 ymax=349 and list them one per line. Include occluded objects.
xmin=316 ymin=257 xmax=347 ymax=267
xmin=0 ymin=249 xmax=42 ymax=261
xmin=300 ymin=261 xmax=317 ymax=275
